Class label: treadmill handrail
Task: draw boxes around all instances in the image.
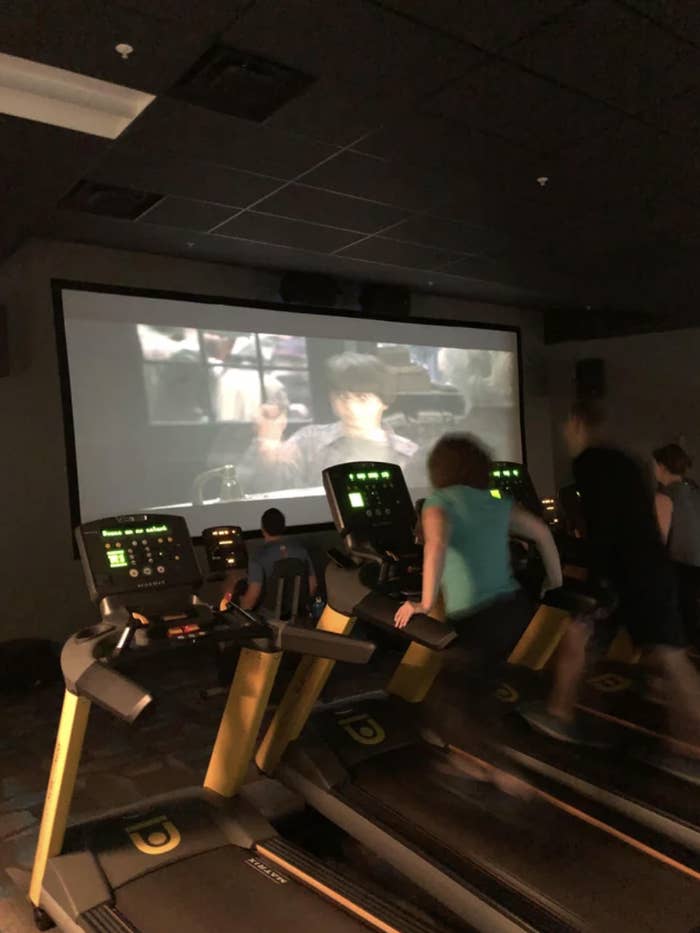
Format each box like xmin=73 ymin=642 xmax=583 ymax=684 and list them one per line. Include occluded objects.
xmin=354 ymin=592 xmax=457 ymax=650
xmin=221 ymin=602 xmax=375 ymax=664
xmin=61 ymin=622 xmax=152 ymax=723
xmin=274 ymin=621 xmax=375 ymax=664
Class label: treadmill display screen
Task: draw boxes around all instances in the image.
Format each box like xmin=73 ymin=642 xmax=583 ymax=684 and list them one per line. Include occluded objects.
xmin=101 ymin=523 xmax=169 ymax=538
xmin=107 ymin=549 xmax=128 ymax=568
xmin=324 ymin=461 xmax=417 ymax=558
xmin=490 ymin=461 xmax=541 ymax=516
xmin=77 ymin=513 xmax=202 ymax=603
xmin=201 ymin=525 xmax=248 ymax=573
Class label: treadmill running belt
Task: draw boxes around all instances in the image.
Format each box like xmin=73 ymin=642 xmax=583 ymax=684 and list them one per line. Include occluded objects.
xmin=113 ymin=846 xmax=377 ymax=933
xmin=350 ymin=747 xmax=700 ymax=933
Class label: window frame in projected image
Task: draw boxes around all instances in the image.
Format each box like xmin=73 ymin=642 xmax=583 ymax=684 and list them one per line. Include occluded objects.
xmin=53 ymin=280 xmax=526 ymax=541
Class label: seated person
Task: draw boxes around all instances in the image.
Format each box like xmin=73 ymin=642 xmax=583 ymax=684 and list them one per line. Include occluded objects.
xmin=237 ymin=352 xmax=418 ymax=494
xmin=227 ymin=507 xmax=317 ymax=612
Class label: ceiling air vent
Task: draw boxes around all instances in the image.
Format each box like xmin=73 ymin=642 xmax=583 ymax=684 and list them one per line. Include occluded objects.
xmin=169 ymin=44 xmax=315 ymax=122
xmin=60 ymin=181 xmax=162 ymax=220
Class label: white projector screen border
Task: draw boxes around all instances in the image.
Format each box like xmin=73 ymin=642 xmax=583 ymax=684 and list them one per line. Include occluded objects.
xmin=53 ymin=279 xmax=526 ymax=543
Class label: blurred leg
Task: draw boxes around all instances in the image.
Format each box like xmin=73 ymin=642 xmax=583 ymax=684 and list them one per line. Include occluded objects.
xmin=547 ymin=618 xmax=592 ymax=722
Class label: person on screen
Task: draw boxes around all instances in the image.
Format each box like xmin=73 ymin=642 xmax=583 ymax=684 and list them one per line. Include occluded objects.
xmin=236 ymin=352 xmax=418 ymax=493
xmin=225 ymin=508 xmax=317 ymax=611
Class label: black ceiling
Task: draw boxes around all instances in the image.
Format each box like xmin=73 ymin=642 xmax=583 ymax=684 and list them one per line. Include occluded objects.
xmin=3 ymin=0 xmax=700 ymax=338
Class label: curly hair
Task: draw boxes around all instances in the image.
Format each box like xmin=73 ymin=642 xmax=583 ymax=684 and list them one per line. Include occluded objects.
xmin=427 ymin=433 xmax=492 ymax=490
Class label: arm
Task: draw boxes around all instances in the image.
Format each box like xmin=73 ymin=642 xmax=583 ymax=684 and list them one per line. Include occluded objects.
xmin=236 ymin=407 xmax=305 ymax=493
xmin=240 ymin=582 xmax=262 ymax=611
xmin=655 ymin=492 xmax=673 ymax=544
xmin=509 ymin=503 xmax=563 ymax=592
xmin=308 ymin=575 xmax=318 ymax=599
xmin=395 ymin=505 xmax=448 ymax=627
xmin=239 ymin=558 xmax=264 ymax=611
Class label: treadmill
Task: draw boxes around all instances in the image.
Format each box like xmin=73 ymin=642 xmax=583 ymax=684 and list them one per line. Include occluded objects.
xmin=12 ymin=512 xmax=461 ymax=933
xmin=256 ymin=462 xmax=700 ymax=933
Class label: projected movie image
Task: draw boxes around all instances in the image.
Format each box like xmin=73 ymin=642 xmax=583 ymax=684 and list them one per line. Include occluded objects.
xmin=61 ymin=289 xmax=521 ymax=534
xmin=137 ymin=326 xmax=517 ymax=495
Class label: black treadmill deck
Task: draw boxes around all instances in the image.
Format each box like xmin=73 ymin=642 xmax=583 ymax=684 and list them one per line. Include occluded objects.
xmin=341 ymin=745 xmax=700 ymax=932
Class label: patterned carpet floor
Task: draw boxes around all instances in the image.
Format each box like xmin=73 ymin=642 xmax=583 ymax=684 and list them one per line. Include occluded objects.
xmin=0 ymin=654 xmax=232 ymax=933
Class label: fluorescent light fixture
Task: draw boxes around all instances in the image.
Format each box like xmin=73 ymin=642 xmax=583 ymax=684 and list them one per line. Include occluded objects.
xmin=0 ymin=52 xmax=154 ymax=139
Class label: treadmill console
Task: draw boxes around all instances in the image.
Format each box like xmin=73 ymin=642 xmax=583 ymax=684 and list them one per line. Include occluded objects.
xmin=202 ymin=525 xmax=248 ymax=574
xmin=490 ymin=462 xmax=541 ymax=516
xmin=323 ymin=462 xmax=417 ymax=560
xmin=77 ymin=513 xmax=202 ymax=604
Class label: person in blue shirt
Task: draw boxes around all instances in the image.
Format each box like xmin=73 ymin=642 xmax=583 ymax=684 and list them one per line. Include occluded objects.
xmin=228 ymin=508 xmax=317 ymax=611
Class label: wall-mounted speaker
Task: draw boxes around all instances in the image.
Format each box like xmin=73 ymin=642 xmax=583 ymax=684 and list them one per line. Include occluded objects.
xmin=575 ymin=357 xmax=605 ymax=399
xmin=0 ymin=306 xmax=8 ymax=377
xmin=359 ymin=283 xmax=411 ymax=319
xmin=279 ymin=271 xmax=338 ymax=307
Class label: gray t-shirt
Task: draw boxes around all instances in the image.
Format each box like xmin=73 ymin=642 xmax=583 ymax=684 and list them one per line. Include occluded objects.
xmin=248 ymin=538 xmax=315 ymax=586
xmin=663 ymin=481 xmax=700 ymax=567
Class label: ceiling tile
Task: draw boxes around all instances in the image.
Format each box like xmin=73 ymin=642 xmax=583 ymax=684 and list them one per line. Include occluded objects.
xmin=89 ymin=149 xmax=280 ymax=207
xmin=427 ymin=60 xmax=618 ymax=153
xmin=388 ymin=215 xmax=505 ymax=254
xmin=506 ymin=0 xmax=700 ymax=115
xmin=254 ymin=184 xmax=410 ymax=232
xmin=111 ymin=0 xmax=246 ymax=29
xmin=138 ymin=196 xmax=238 ymax=231
xmin=642 ymin=84 xmax=700 ymax=143
xmin=300 ymin=150 xmax=447 ymax=210
xmin=0 ymin=0 xmax=231 ymax=93
xmin=353 ymin=114 xmax=538 ymax=186
xmin=220 ymin=0 xmax=483 ymax=144
xmin=374 ymin=0 xmax=578 ymax=51
xmin=214 ymin=211 xmax=361 ymax=252
xmin=122 ymin=98 xmax=337 ymax=178
xmin=0 ymin=114 xmax=107 ymax=258
xmin=337 ymin=236 xmax=457 ymax=269
xmin=623 ymin=0 xmax=700 ymax=48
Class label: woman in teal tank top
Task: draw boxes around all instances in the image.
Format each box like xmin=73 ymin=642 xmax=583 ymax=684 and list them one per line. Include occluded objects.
xmin=394 ymin=434 xmax=561 ymax=634
xmin=393 ymin=434 xmax=562 ymax=796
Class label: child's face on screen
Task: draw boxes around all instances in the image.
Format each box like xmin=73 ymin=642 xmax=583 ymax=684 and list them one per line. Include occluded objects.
xmin=331 ymin=391 xmax=387 ymax=433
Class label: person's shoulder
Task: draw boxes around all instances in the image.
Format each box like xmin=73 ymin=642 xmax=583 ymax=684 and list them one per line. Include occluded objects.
xmin=426 ymin=484 xmax=481 ymax=508
xmin=254 ymin=540 xmax=275 ymax=561
xmin=575 ymin=445 xmax=630 ymax=474
xmin=424 ymin=488 xmax=448 ymax=510
xmin=389 ymin=432 xmax=418 ymax=456
xmin=292 ymin=422 xmax=342 ymax=446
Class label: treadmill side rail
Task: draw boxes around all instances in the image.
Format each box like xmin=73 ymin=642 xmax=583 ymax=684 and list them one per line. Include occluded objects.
xmin=277 ymin=762 xmax=532 ymax=933
xmin=387 ymin=642 xmax=443 ymax=703
xmin=41 ymin=851 xmax=113 ymax=925
xmin=29 ymin=690 xmax=91 ymax=908
xmin=257 ymin=605 xmax=355 ymax=775
xmin=205 ymin=648 xmax=283 ymax=798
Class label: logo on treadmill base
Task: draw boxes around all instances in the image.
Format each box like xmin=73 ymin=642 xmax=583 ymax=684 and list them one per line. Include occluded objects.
xmin=587 ymin=673 xmax=632 ymax=693
xmin=337 ymin=713 xmax=386 ymax=745
xmin=494 ymin=682 xmax=519 ymax=703
xmin=125 ymin=815 xmax=181 ymax=855
xmin=245 ymin=856 xmax=289 ymax=884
